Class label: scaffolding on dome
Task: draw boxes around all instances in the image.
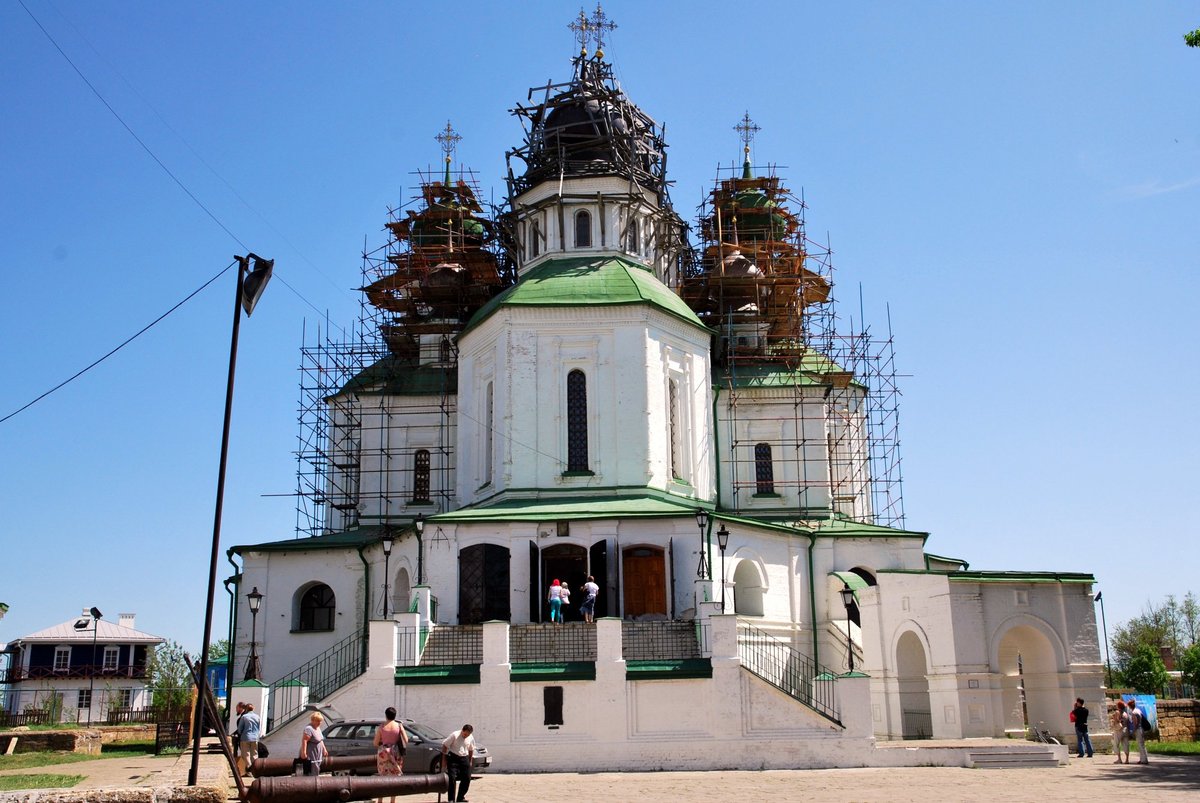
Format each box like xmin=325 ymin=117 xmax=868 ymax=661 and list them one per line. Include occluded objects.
xmin=681 ymin=155 xmax=905 ymax=529
xmin=294 ymin=162 xmax=511 ymax=538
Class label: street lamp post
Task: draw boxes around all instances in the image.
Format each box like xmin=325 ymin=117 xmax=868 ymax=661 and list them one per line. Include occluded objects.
xmin=244 ymin=587 xmax=263 ymax=681
xmin=694 ymin=508 xmax=710 ymax=579
xmin=716 ymin=525 xmax=730 ymax=612
xmin=414 ymin=516 xmax=425 ymax=586
xmin=73 ymin=607 xmax=102 ymax=725
xmin=1095 ymin=591 xmax=1112 ymax=688
xmin=839 ymin=583 xmax=856 ymax=673
xmin=189 ymin=253 xmax=273 ymax=786
xmin=381 ymin=530 xmax=396 ymax=618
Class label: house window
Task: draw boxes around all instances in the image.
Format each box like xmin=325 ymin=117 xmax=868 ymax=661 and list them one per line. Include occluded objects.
xmin=413 ymin=449 xmax=431 ymax=503
xmin=118 ymin=689 xmax=133 ymax=708
xmin=626 ymin=217 xmax=639 ymax=253
xmin=54 ymin=646 xmax=70 ymax=672
xmin=574 ymin=210 xmax=592 ymax=248
xmin=566 ymin=369 xmax=588 ymax=472
xmin=103 ymin=646 xmax=119 ymax=672
xmin=298 ymin=584 xmax=336 ymax=631
xmin=77 ymin=689 xmax=91 ymax=710
xmin=669 ymin=380 xmax=681 ymax=479
xmin=530 ymin=221 xmax=541 ymax=258
xmin=754 ymin=443 xmax=775 ymax=494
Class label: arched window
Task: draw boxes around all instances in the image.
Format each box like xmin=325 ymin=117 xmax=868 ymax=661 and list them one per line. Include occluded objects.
xmin=412 ymin=449 xmax=430 ymax=503
xmin=484 ymin=382 xmax=494 ymax=485
xmin=529 ymin=221 xmax=541 ymax=258
xmin=669 ymin=380 xmax=681 ymax=479
xmin=754 ymin=443 xmax=775 ymax=494
xmin=567 ymin=369 xmax=588 ymax=472
xmin=574 ymin=210 xmax=592 ymax=248
xmin=298 ymin=584 xmax=336 ymax=631
xmin=626 ymin=217 xmax=639 ymax=253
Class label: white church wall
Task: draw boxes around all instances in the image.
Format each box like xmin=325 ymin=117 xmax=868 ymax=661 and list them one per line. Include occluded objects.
xmin=354 ymin=394 xmax=454 ymax=520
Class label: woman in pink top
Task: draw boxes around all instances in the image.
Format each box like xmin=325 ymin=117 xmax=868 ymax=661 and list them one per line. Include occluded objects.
xmin=374 ymin=705 xmax=409 ymax=797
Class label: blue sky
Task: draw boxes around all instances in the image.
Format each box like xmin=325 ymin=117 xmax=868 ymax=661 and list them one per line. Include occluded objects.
xmin=1 ymin=1 xmax=1197 ymax=653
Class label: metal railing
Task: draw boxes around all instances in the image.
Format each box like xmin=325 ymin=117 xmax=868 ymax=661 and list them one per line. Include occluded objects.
xmin=3 ymin=665 xmax=149 ymax=682
xmin=266 ymin=629 xmax=366 ymax=730
xmin=510 ymin=623 xmax=596 ymax=663
xmin=901 ymin=709 xmax=933 ymax=740
xmin=105 ymin=706 xmax=189 ymax=725
xmin=622 ymin=620 xmax=704 ymax=660
xmin=737 ymin=623 xmax=841 ymax=724
xmin=419 ymin=625 xmax=483 ymax=666
xmin=154 ymin=720 xmax=190 ymax=754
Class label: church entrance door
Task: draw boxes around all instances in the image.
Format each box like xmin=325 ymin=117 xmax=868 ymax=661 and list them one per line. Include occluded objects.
xmin=541 ymin=544 xmax=587 ymax=622
xmin=622 ymin=546 xmax=666 ymax=618
xmin=458 ymin=544 xmax=511 ymax=624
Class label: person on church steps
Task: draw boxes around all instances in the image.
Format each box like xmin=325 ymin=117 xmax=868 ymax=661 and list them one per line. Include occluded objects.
xmin=547 ymin=579 xmax=563 ymax=623
xmin=560 ymin=582 xmax=571 ymax=620
xmin=441 ymin=724 xmax=475 ymax=802
xmin=1070 ymin=697 xmax=1093 ymax=758
xmin=581 ymin=575 xmax=600 ymax=623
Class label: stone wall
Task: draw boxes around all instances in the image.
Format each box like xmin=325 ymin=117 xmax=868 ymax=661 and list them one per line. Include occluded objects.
xmin=1156 ymin=699 xmax=1200 ymax=742
xmin=0 ymin=725 xmax=154 ymax=755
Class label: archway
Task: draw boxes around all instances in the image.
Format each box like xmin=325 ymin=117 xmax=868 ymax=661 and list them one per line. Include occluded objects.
xmin=896 ymin=630 xmax=932 ymax=739
xmin=392 ymin=567 xmax=412 ymax=616
xmin=541 ymin=543 xmax=587 ymax=622
xmin=997 ymin=624 xmax=1060 ymax=737
xmin=732 ymin=560 xmax=764 ymax=616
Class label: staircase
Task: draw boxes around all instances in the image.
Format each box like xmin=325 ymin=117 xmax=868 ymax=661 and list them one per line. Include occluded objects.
xmin=737 ymin=623 xmax=842 ymax=725
xmin=265 ymin=629 xmax=367 ymax=731
xmin=967 ymin=744 xmax=1064 ymax=768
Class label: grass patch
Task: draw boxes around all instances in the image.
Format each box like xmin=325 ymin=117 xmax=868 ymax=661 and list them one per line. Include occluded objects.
xmin=0 ymin=752 xmax=98 ymax=771
xmin=0 ymin=774 xmax=85 ymax=791
xmin=1147 ymin=740 xmax=1200 ymax=756
xmin=102 ymin=739 xmax=155 ymax=755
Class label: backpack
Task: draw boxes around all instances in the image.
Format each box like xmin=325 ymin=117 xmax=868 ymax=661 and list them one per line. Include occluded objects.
xmin=1140 ymin=712 xmax=1152 ymax=733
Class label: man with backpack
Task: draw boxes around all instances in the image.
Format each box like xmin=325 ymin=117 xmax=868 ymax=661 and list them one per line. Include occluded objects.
xmin=1069 ymin=698 xmax=1093 ymax=758
xmin=1127 ymin=699 xmax=1150 ymax=765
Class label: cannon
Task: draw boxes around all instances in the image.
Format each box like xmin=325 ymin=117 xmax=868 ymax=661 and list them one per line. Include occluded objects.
xmin=249 ymin=755 xmax=377 ymax=777
xmin=245 ymin=772 xmax=448 ymax=803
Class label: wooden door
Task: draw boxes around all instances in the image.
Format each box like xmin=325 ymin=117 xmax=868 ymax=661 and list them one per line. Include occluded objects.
xmin=622 ymin=547 xmax=666 ymax=618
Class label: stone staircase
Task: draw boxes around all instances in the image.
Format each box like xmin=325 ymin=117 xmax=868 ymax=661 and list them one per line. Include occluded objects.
xmin=967 ymin=744 xmax=1064 ymax=768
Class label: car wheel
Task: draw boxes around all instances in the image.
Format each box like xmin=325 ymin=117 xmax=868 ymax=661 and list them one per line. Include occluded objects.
xmin=429 ymin=756 xmax=442 ymax=774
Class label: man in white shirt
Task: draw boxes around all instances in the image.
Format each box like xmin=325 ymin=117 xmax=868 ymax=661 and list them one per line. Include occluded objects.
xmin=581 ymin=575 xmax=600 ymax=623
xmin=441 ymin=724 xmax=475 ymax=802
xmin=1127 ymin=700 xmax=1149 ymax=764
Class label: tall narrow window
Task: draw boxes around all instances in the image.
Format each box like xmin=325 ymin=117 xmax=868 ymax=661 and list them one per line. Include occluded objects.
xmin=530 ymin=221 xmax=541 ymax=257
xmin=567 ymin=370 xmax=588 ymax=472
xmin=413 ymin=449 xmax=430 ymax=503
xmin=102 ymin=646 xmax=119 ymax=671
xmin=755 ymin=442 xmax=775 ymax=494
xmin=484 ymin=382 xmax=494 ymax=485
xmin=574 ymin=210 xmax=592 ymax=248
xmin=669 ymin=380 xmax=681 ymax=479
xmin=54 ymin=646 xmax=70 ymax=672
xmin=626 ymin=217 xmax=639 ymax=253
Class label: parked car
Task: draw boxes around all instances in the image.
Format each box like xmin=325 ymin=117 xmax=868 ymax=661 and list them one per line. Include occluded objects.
xmin=323 ymin=718 xmax=492 ymax=775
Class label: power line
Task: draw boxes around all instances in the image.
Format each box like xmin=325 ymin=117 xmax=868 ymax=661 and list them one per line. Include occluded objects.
xmin=0 ymin=262 xmax=236 ymax=425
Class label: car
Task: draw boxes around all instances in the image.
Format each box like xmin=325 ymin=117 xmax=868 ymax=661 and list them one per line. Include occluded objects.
xmin=322 ymin=718 xmax=492 ymax=775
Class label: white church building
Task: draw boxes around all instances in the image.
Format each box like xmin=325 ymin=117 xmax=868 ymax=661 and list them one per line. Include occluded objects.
xmin=229 ymin=12 xmax=1102 ymax=770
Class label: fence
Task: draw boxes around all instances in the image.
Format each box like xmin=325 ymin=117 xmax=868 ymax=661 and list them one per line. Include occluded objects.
xmin=510 ymin=624 xmax=597 ymax=663
xmin=0 ymin=710 xmax=53 ymax=727
xmin=621 ymin=620 xmax=705 ymax=660
xmin=154 ymin=720 xmax=190 ymax=754
xmin=736 ymin=623 xmax=841 ymax=724
xmin=901 ymin=709 xmax=933 ymax=740
xmin=419 ymin=625 xmax=483 ymax=665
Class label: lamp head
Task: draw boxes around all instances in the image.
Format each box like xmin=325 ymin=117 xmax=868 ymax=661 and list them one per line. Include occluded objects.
xmin=414 ymin=515 xmax=425 ymax=535
xmin=839 ymin=583 xmax=855 ymax=609
xmin=381 ymin=529 xmax=396 ymax=556
xmin=694 ymin=508 xmax=709 ymax=530
xmin=247 ymin=586 xmax=264 ymax=614
xmin=716 ymin=524 xmax=730 ymax=551
xmin=90 ymin=607 xmax=102 ymax=621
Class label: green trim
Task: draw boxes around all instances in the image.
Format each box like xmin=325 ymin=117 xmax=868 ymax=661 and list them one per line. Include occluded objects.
xmin=232 ymin=679 xmax=268 ymax=688
xmin=230 ymin=526 xmax=386 ymax=556
xmin=839 ymin=671 xmax=870 ymax=679
xmin=336 ymin=360 xmax=457 ymax=398
xmin=815 ymin=672 xmax=839 ymax=682
xmin=830 ymin=571 xmax=869 ymax=598
xmin=394 ymin=665 xmax=481 ymax=685
xmin=878 ymin=569 xmax=1096 ymax=583
xmin=430 ymin=491 xmax=711 ymax=523
xmin=510 ymin=662 xmax=596 ymax=682
xmin=274 ymin=679 xmax=305 ymax=687
xmin=625 ymin=658 xmax=712 ymax=680
xmin=925 ymin=552 xmax=969 ymax=570
xmin=807 ymin=533 xmax=820 ymax=665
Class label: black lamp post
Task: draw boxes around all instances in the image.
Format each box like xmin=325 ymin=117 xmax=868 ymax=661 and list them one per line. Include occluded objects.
xmin=694 ymin=508 xmax=710 ymax=579
xmin=414 ymin=515 xmax=425 ymax=586
xmin=73 ymin=607 xmax=101 ymax=725
xmin=381 ymin=530 xmax=396 ymax=617
xmin=839 ymin=583 xmax=856 ymax=673
xmin=1095 ymin=591 xmax=1112 ymax=688
xmin=716 ymin=525 xmax=730 ymax=612
xmin=189 ymin=253 xmax=273 ymax=786
xmin=244 ymin=587 xmax=263 ymax=681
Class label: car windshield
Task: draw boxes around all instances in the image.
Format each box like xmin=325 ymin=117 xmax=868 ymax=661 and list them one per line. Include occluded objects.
xmin=404 ymin=722 xmax=446 ymax=741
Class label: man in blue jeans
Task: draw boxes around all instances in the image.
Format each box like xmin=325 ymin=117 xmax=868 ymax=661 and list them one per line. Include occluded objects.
xmin=1071 ymin=698 xmax=1093 ymax=758
xmin=441 ymin=724 xmax=475 ymax=802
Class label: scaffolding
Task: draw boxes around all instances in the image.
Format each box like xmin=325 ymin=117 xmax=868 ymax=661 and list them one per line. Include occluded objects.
xmin=295 ymin=155 xmax=510 ymax=538
xmin=679 ymin=144 xmax=905 ymax=529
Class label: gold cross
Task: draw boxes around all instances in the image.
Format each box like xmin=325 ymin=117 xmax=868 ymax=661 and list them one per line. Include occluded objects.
xmin=588 ymin=4 xmax=617 ymax=54
xmin=568 ymin=9 xmax=591 ymax=55
xmin=435 ymin=120 xmax=462 ymax=164
xmin=735 ymin=111 xmax=761 ymax=155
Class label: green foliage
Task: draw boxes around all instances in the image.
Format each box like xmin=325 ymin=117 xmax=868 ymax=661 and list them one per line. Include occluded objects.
xmin=1179 ymin=642 xmax=1200 ymax=689
xmin=0 ymin=774 xmax=85 ymax=791
xmin=208 ymin=639 xmax=231 ymax=662
xmin=1112 ymin=591 xmax=1198 ymax=686
xmin=0 ymin=752 xmax=96 ymax=771
xmin=1147 ymin=740 xmax=1200 ymax=755
xmin=1123 ymin=644 xmax=1170 ymax=694
xmin=146 ymin=639 xmax=192 ymax=715
xmin=1185 ymin=29 xmax=1200 ymax=47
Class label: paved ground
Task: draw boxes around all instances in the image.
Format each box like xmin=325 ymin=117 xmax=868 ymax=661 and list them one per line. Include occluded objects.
xmin=1 ymin=745 xmax=1198 ymax=802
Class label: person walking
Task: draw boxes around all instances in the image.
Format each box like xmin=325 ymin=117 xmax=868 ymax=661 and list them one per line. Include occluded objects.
xmin=560 ymin=583 xmax=571 ymax=621
xmin=441 ymin=724 xmax=475 ymax=803
xmin=299 ymin=711 xmax=328 ymax=775
xmin=580 ymin=575 xmax=599 ymax=623
xmin=1127 ymin=699 xmax=1149 ymax=764
xmin=1111 ymin=699 xmax=1131 ymax=764
xmin=1070 ymin=698 xmax=1093 ymax=758
xmin=374 ymin=706 xmax=408 ymax=801
xmin=547 ymin=579 xmax=563 ymax=624
xmin=236 ymin=702 xmax=261 ymax=777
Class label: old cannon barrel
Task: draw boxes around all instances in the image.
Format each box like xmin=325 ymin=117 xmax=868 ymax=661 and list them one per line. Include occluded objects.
xmin=250 ymin=754 xmax=377 ymax=777
xmin=246 ymin=772 xmax=448 ymax=803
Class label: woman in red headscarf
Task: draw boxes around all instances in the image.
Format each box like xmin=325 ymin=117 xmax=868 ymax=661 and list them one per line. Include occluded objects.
xmin=547 ymin=579 xmax=563 ymax=623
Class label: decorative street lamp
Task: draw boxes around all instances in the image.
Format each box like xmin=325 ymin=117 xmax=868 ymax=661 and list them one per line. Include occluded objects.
xmin=694 ymin=508 xmax=710 ymax=580
xmin=189 ymin=253 xmax=273 ymax=786
xmin=381 ymin=529 xmax=396 ymax=617
xmin=244 ymin=587 xmax=263 ymax=681
xmin=73 ymin=607 xmax=101 ymax=725
xmin=839 ymin=583 xmax=856 ymax=673
xmin=1095 ymin=591 xmax=1112 ymax=688
xmin=414 ymin=515 xmax=425 ymax=586
xmin=716 ymin=525 xmax=730 ymax=612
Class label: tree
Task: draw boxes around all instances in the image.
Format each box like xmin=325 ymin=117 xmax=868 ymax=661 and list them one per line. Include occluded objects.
xmin=208 ymin=639 xmax=230 ymax=662
xmin=1180 ymin=643 xmax=1200 ymax=691
xmin=1123 ymin=644 xmax=1169 ymax=694
xmin=1186 ymin=29 xmax=1200 ymax=48
xmin=147 ymin=639 xmax=192 ymax=716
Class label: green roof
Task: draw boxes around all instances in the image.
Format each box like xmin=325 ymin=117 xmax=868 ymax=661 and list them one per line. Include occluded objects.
xmin=461 ymin=255 xmax=706 ymax=336
xmin=432 ymin=491 xmax=710 ymax=523
xmin=715 ymin=354 xmax=857 ymax=389
xmin=337 ymin=359 xmax=457 ymax=397
xmin=878 ymin=569 xmax=1096 ymax=584
xmin=830 ymin=571 xmax=870 ymax=593
xmin=230 ymin=526 xmax=388 ymax=556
